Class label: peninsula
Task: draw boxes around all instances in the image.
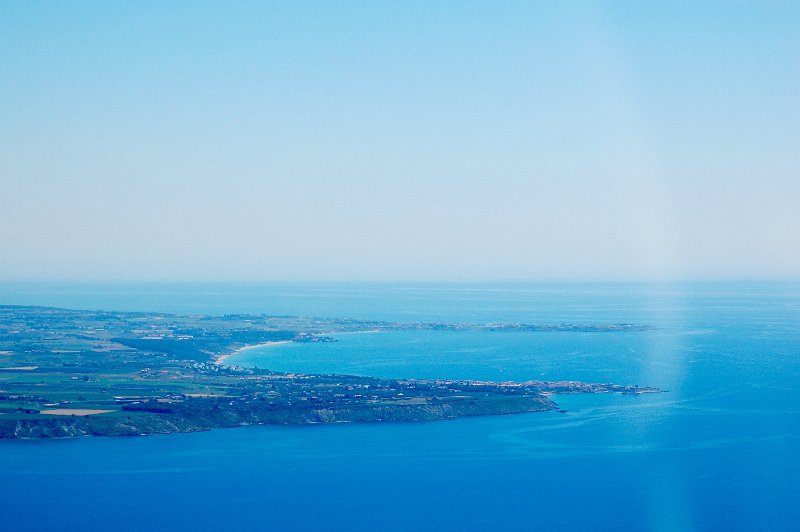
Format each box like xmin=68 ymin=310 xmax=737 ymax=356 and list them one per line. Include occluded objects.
xmin=0 ymin=306 xmax=659 ymax=439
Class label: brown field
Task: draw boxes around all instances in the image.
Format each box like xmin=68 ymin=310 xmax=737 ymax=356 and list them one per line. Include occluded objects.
xmin=39 ymin=409 xmax=116 ymax=416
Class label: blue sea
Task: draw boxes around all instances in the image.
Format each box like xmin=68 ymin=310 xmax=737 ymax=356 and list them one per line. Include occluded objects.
xmin=1 ymin=282 xmax=798 ymax=531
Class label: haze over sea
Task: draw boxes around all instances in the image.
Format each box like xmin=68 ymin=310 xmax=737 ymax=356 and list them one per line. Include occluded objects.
xmin=1 ymin=281 xmax=798 ymax=531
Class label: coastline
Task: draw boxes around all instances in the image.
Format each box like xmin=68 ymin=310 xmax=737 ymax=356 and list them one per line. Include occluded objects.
xmin=215 ymin=340 xmax=291 ymax=366
xmin=0 ymin=305 xmax=663 ymax=440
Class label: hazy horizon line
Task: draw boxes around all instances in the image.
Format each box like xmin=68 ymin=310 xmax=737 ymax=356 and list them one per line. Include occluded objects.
xmin=1 ymin=277 xmax=797 ymax=285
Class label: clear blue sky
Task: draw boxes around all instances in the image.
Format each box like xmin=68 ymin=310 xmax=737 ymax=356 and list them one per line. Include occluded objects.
xmin=2 ymin=1 xmax=798 ymax=281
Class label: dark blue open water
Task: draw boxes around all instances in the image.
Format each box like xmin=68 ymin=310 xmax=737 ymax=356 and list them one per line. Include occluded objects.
xmin=1 ymin=282 xmax=798 ymax=531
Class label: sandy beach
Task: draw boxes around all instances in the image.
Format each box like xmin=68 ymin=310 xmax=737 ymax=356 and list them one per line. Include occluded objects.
xmin=215 ymin=340 xmax=291 ymax=366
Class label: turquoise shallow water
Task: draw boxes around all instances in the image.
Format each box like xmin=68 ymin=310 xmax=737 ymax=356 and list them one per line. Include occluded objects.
xmin=1 ymin=282 xmax=799 ymax=531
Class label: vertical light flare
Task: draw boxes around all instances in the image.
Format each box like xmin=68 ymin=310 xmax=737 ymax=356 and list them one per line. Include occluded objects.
xmin=573 ymin=5 xmax=693 ymax=529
